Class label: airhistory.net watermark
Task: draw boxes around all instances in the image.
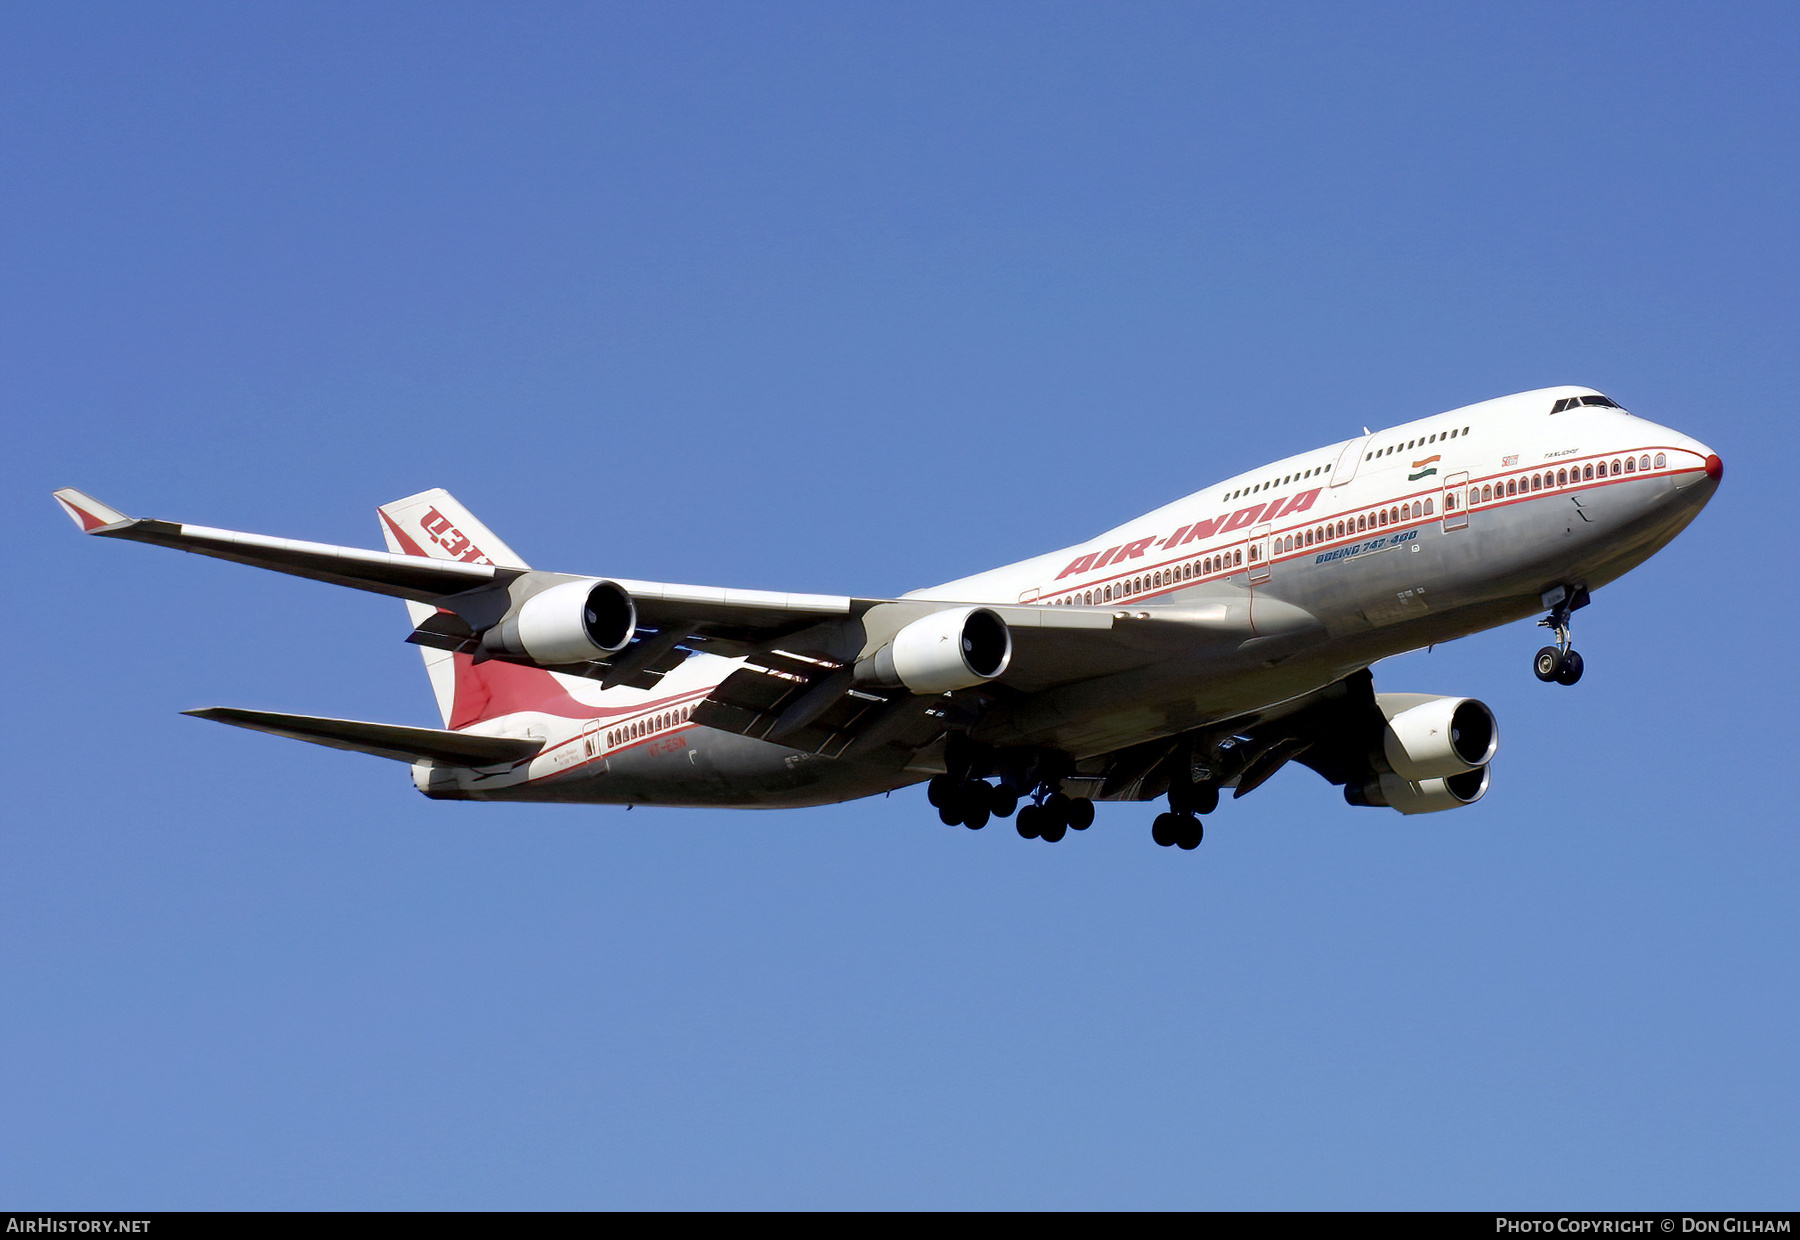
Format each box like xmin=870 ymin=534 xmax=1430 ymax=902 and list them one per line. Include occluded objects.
xmin=6 ymin=1222 xmax=150 ymax=1234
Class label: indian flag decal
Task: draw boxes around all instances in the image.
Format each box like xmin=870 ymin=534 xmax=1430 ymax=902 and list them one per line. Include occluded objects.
xmin=1408 ymin=455 xmax=1441 ymax=481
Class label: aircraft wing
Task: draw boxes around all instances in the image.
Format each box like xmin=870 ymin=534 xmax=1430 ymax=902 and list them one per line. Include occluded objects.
xmin=53 ymin=488 xmax=504 ymax=602
xmin=54 ymin=489 xmax=1323 ymax=727
xmin=53 ymin=488 xmax=855 ymax=665
xmin=690 ymin=597 xmax=1326 ymax=758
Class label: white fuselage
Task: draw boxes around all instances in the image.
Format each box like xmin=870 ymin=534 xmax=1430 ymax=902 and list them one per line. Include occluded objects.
xmin=434 ymin=386 xmax=1719 ymax=807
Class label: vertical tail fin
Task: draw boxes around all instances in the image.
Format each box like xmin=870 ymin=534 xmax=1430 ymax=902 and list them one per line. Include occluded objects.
xmin=376 ymin=487 xmax=531 ymax=571
xmin=377 ymin=489 xmax=564 ymax=729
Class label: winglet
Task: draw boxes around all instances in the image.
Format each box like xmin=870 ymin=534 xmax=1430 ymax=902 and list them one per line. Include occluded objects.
xmin=52 ymin=488 xmax=129 ymax=532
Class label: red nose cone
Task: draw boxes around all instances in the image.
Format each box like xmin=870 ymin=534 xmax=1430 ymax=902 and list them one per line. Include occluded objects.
xmin=1705 ymin=453 xmax=1724 ymax=482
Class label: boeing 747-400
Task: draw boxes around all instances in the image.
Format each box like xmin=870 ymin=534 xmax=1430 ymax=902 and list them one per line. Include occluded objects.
xmin=55 ymin=385 xmax=1722 ymax=850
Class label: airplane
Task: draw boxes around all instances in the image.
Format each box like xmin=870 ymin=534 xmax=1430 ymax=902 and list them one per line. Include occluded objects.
xmin=53 ymin=385 xmax=1722 ymax=851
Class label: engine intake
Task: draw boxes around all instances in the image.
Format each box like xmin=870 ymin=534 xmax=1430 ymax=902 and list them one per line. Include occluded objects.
xmin=1378 ymin=694 xmax=1499 ymax=782
xmin=482 ymin=578 xmax=636 ymax=665
xmin=857 ymin=606 xmax=1012 ymax=695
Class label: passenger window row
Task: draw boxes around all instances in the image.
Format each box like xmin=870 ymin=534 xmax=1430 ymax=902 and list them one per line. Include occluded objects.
xmin=1049 ymin=493 xmax=1455 ymax=600
xmin=1225 ymin=462 xmax=1331 ymax=502
xmin=1046 ymin=449 xmax=1671 ymax=603
xmin=1469 ymin=454 xmax=1662 ymax=505
xmin=1251 ymin=503 xmax=1437 ymax=562
xmin=606 ymin=703 xmax=694 ymax=750
xmin=1224 ymin=460 xmax=1339 ymax=500
xmin=1049 ymin=550 xmax=1244 ymax=606
xmin=1367 ymin=426 xmax=1468 ymax=462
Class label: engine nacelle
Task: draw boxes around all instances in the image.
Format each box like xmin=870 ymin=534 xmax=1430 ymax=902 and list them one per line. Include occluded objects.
xmin=482 ymin=578 xmax=636 ymax=665
xmin=1346 ymin=765 xmax=1489 ymax=815
xmin=1377 ymin=694 xmax=1498 ymax=782
xmin=857 ymin=606 xmax=1012 ymax=695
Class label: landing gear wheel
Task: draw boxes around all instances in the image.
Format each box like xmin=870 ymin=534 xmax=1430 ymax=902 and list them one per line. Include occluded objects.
xmin=927 ymin=774 xmax=958 ymax=809
xmin=1175 ymin=814 xmax=1203 ymax=850
xmin=1016 ymin=804 xmax=1043 ymax=840
xmin=1555 ymin=648 xmax=1584 ymax=686
xmin=1067 ymin=797 xmax=1095 ymax=831
xmin=1044 ymin=792 xmax=1071 ymax=823
xmin=990 ymin=787 xmax=1019 ymax=819
xmin=1533 ymin=646 xmax=1564 ymax=682
xmin=962 ymin=803 xmax=990 ymax=830
xmin=1192 ymin=784 xmax=1219 ymax=816
xmin=1041 ymin=816 xmax=1067 ymax=843
xmin=938 ymin=803 xmax=962 ymax=826
xmin=1151 ymin=812 xmax=1179 ymax=847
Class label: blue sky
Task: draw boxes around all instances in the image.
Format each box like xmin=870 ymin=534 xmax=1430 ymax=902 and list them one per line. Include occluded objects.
xmin=3 ymin=2 xmax=1796 ymax=1209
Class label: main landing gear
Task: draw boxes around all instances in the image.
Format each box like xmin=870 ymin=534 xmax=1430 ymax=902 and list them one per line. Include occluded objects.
xmin=1015 ymin=790 xmax=1095 ymax=843
xmin=925 ymin=735 xmax=1221 ymax=852
xmin=1533 ymin=584 xmax=1590 ymax=687
xmin=927 ymin=739 xmax=1097 ymax=842
xmin=1151 ymin=774 xmax=1218 ymax=851
xmin=927 ymin=773 xmax=1003 ymax=830
xmin=924 ymin=774 xmax=1096 ymax=840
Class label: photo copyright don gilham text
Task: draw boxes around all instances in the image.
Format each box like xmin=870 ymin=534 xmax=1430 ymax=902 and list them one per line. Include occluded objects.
xmin=1495 ymin=1220 xmax=1791 ymax=1235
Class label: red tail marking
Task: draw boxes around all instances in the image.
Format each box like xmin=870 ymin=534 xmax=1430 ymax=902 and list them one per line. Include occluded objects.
xmin=448 ymin=655 xmax=593 ymax=729
xmin=382 ymin=510 xmax=585 ymax=728
xmin=380 ymin=510 xmax=430 ymax=558
xmin=419 ymin=506 xmax=492 ymax=564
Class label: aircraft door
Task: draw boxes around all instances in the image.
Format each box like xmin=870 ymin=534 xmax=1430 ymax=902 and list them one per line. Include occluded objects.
xmin=1247 ymin=523 xmax=1272 ymax=584
xmin=1330 ymin=434 xmax=1374 ymax=488
xmin=581 ymin=719 xmax=603 ymax=761
xmin=1442 ymin=472 xmax=1468 ymax=531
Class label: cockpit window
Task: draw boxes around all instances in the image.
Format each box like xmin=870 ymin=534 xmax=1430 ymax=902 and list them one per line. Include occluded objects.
xmin=1551 ymin=394 xmax=1625 ymax=413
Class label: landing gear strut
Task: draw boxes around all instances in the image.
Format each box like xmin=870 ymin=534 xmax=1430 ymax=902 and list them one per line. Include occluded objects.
xmin=1533 ymin=584 xmax=1589 ymax=686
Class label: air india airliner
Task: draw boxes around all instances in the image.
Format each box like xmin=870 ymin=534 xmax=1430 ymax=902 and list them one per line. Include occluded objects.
xmin=55 ymin=385 xmax=1721 ymax=850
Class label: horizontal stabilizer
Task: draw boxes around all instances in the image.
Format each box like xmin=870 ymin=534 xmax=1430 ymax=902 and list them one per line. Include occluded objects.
xmin=184 ymin=707 xmax=543 ymax=767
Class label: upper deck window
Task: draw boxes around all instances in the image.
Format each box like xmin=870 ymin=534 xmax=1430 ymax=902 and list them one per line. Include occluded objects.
xmin=1551 ymin=394 xmax=1625 ymax=414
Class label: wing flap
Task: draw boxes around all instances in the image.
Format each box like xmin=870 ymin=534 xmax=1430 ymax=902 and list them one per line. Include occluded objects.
xmin=184 ymin=707 xmax=542 ymax=767
xmin=691 ymin=666 xmax=906 ymax=758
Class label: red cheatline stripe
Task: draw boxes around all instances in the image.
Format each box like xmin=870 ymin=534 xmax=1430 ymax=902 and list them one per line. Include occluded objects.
xmin=1038 ymin=449 xmax=1705 ymax=604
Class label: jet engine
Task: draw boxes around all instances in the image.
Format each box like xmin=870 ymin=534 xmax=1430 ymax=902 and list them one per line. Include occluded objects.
xmin=1345 ymin=766 xmax=1489 ymax=815
xmin=478 ymin=578 xmax=636 ymax=665
xmin=1376 ymin=694 xmax=1498 ymax=781
xmin=857 ymin=606 xmax=1012 ymax=695
xmin=1330 ymin=691 xmax=1497 ymax=814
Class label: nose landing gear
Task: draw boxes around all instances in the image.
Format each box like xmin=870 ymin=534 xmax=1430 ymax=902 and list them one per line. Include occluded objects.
xmin=1533 ymin=585 xmax=1589 ymax=686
